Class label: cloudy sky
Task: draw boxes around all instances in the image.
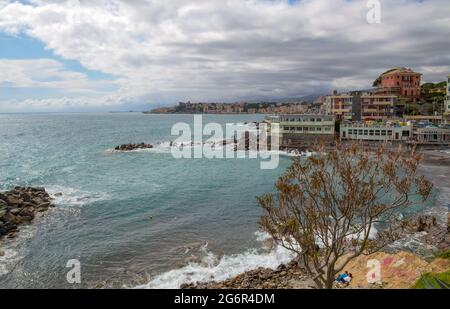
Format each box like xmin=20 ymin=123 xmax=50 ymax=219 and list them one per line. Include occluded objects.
xmin=0 ymin=0 xmax=449 ymax=112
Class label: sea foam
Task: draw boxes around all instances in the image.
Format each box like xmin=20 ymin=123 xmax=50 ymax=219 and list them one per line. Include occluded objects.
xmin=135 ymin=232 xmax=295 ymax=289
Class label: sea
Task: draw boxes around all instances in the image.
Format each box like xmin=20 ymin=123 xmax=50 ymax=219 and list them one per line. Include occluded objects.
xmin=0 ymin=113 xmax=445 ymax=288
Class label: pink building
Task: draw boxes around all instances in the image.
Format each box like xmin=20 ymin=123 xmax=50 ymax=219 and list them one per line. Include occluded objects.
xmin=375 ymin=68 xmax=422 ymax=102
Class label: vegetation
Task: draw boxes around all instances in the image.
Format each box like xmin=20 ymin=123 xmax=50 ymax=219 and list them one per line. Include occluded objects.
xmin=420 ymin=81 xmax=446 ymax=115
xmin=435 ymin=250 xmax=450 ymax=260
xmin=258 ymin=143 xmax=433 ymax=289
xmin=412 ymin=270 xmax=450 ymax=289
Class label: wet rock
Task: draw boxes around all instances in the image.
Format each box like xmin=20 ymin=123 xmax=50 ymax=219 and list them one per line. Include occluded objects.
xmin=0 ymin=187 xmax=54 ymax=240
xmin=183 ymin=260 xmax=313 ymax=289
xmin=0 ymin=199 xmax=7 ymax=208
xmin=402 ymin=215 xmax=437 ymax=233
xmin=114 ymin=143 xmax=153 ymax=152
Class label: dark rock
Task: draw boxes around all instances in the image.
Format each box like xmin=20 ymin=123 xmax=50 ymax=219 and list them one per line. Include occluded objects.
xmin=10 ymin=208 xmax=21 ymax=215
xmin=6 ymin=196 xmax=22 ymax=207
xmin=0 ymin=199 xmax=7 ymax=208
xmin=114 ymin=143 xmax=153 ymax=152
xmin=398 ymin=215 xmax=438 ymax=234
xmin=0 ymin=187 xmax=54 ymax=240
xmin=29 ymin=187 xmax=46 ymax=193
xmin=16 ymin=215 xmax=34 ymax=224
xmin=19 ymin=209 xmax=35 ymax=217
xmin=183 ymin=260 xmax=313 ymax=289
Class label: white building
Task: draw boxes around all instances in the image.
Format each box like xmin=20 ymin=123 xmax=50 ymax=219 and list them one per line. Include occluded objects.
xmin=340 ymin=122 xmax=412 ymax=142
xmin=266 ymin=114 xmax=335 ymax=147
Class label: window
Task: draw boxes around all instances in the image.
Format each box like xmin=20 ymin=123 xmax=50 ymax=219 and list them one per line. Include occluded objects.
xmin=364 ymin=130 xmax=368 ymax=135
xmin=349 ymin=129 xmax=353 ymax=135
xmin=296 ymin=127 xmax=302 ymax=131
xmin=369 ymin=130 xmax=374 ymax=136
xmin=402 ymin=130 xmax=410 ymax=137
xmin=381 ymin=131 xmax=386 ymax=136
xmin=359 ymin=130 xmax=363 ymax=135
xmin=303 ymin=127 xmax=309 ymax=131
xmin=375 ymin=130 xmax=381 ymax=136
xmin=388 ymin=130 xmax=393 ymax=136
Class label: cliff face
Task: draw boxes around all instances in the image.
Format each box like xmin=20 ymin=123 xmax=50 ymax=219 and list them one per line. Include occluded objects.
xmin=342 ymin=251 xmax=450 ymax=289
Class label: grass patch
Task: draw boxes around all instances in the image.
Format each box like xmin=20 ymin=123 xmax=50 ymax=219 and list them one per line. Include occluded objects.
xmin=412 ymin=270 xmax=450 ymax=289
xmin=435 ymin=250 xmax=450 ymax=260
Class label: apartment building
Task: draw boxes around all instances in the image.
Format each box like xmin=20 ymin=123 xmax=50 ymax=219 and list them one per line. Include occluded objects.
xmin=266 ymin=114 xmax=336 ymax=148
xmin=340 ymin=121 xmax=412 ymax=142
xmin=445 ymin=74 xmax=450 ymax=116
xmin=328 ymin=94 xmax=354 ymax=120
xmin=360 ymin=94 xmax=397 ymax=120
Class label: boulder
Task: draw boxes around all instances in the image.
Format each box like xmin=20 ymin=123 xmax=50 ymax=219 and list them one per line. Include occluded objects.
xmin=114 ymin=143 xmax=153 ymax=152
xmin=0 ymin=199 xmax=7 ymax=208
xmin=10 ymin=208 xmax=21 ymax=215
xmin=0 ymin=187 xmax=54 ymax=240
xmin=402 ymin=215 xmax=438 ymax=233
xmin=6 ymin=196 xmax=22 ymax=207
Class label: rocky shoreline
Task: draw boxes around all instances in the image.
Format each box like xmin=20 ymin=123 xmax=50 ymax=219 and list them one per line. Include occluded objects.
xmin=114 ymin=143 xmax=153 ymax=152
xmin=0 ymin=187 xmax=54 ymax=240
xmin=183 ymin=213 xmax=449 ymax=289
xmin=182 ymin=261 xmax=315 ymax=289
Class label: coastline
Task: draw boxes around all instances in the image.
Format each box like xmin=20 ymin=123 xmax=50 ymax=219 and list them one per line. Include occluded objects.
xmin=181 ymin=149 xmax=450 ymax=290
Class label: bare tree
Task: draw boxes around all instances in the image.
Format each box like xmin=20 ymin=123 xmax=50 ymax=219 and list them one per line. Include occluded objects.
xmin=258 ymin=143 xmax=433 ymax=289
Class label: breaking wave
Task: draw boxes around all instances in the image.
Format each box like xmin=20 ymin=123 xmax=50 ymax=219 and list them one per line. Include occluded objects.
xmin=135 ymin=232 xmax=295 ymax=289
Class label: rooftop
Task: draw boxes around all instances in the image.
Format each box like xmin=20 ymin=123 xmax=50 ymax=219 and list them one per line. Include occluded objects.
xmin=381 ymin=67 xmax=422 ymax=77
xmin=342 ymin=120 xmax=411 ymax=128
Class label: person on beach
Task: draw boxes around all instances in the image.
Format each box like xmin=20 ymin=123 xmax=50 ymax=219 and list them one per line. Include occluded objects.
xmin=336 ymin=271 xmax=349 ymax=284
xmin=343 ymin=273 xmax=353 ymax=286
xmin=336 ymin=272 xmax=353 ymax=287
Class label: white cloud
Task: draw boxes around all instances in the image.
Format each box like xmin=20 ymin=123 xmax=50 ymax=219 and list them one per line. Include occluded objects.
xmin=0 ymin=0 xmax=450 ymax=111
xmin=0 ymin=58 xmax=114 ymax=93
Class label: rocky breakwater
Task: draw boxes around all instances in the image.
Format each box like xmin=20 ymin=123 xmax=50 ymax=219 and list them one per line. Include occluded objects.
xmin=0 ymin=187 xmax=54 ymax=239
xmin=397 ymin=214 xmax=450 ymax=250
xmin=114 ymin=143 xmax=153 ymax=152
xmin=182 ymin=261 xmax=315 ymax=289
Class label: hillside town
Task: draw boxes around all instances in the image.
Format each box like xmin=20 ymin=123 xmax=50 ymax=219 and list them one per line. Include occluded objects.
xmin=147 ymin=101 xmax=309 ymax=114
xmin=146 ymin=68 xmax=450 ymax=149
xmin=265 ymin=68 xmax=450 ymax=149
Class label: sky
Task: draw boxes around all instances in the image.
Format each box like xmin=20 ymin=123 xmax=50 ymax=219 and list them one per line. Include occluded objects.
xmin=0 ymin=0 xmax=449 ymax=112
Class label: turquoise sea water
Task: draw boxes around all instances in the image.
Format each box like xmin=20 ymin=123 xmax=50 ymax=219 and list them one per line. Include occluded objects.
xmin=0 ymin=113 xmax=296 ymax=288
xmin=0 ymin=113 xmax=443 ymax=288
